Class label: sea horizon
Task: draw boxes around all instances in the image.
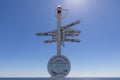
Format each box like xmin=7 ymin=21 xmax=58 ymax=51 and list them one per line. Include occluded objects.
xmin=0 ymin=77 xmax=120 ymax=80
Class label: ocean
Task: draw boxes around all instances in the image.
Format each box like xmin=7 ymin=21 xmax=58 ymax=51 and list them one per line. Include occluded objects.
xmin=0 ymin=78 xmax=119 ymax=80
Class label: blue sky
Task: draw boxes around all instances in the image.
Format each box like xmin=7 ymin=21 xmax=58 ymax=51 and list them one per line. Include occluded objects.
xmin=0 ymin=0 xmax=120 ymax=77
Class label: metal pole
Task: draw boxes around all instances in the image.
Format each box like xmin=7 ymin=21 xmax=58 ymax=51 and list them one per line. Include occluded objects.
xmin=57 ymin=6 xmax=62 ymax=56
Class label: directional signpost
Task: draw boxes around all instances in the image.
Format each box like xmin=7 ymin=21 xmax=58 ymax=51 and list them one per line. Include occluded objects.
xmin=36 ymin=5 xmax=81 ymax=80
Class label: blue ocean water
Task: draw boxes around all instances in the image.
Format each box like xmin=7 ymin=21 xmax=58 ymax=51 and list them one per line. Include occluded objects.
xmin=0 ymin=78 xmax=120 ymax=80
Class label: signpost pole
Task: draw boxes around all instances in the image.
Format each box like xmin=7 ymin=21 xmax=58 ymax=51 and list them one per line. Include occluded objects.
xmin=57 ymin=6 xmax=62 ymax=56
xmin=36 ymin=5 xmax=81 ymax=80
